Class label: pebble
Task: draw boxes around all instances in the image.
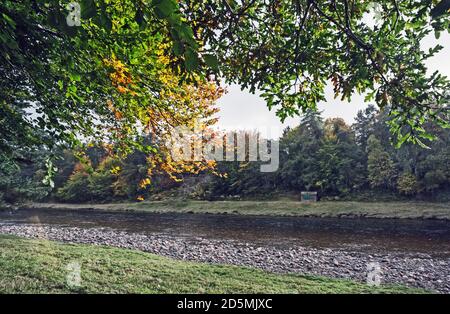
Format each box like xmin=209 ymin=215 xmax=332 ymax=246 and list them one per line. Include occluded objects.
xmin=0 ymin=223 xmax=449 ymax=293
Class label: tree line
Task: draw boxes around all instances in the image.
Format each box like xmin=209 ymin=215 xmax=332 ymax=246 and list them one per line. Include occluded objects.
xmin=205 ymin=106 xmax=449 ymax=201
xmin=1 ymin=105 xmax=448 ymax=206
xmin=1 ymin=1 xmax=449 ymax=207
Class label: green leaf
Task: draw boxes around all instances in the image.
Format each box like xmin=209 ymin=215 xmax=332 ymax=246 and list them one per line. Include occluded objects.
xmin=204 ymin=54 xmax=219 ymax=70
xmin=176 ymin=24 xmax=195 ymax=42
xmin=153 ymin=0 xmax=177 ymax=18
xmin=70 ymin=73 xmax=82 ymax=82
xmin=2 ymin=13 xmax=16 ymax=29
xmin=81 ymin=0 xmax=97 ymax=19
xmin=166 ymin=12 xmax=183 ymax=26
xmin=434 ymin=30 xmax=441 ymax=39
xmin=419 ymin=133 xmax=436 ymax=141
xmin=415 ymin=138 xmax=431 ymax=149
xmin=185 ymin=48 xmax=200 ymax=72
xmin=172 ymin=41 xmax=183 ymax=56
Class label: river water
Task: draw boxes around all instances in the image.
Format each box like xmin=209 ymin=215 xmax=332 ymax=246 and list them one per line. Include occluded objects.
xmin=1 ymin=208 xmax=450 ymax=257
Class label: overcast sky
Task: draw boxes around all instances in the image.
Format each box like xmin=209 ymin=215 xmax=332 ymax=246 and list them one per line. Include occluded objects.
xmin=215 ymin=32 xmax=450 ymax=139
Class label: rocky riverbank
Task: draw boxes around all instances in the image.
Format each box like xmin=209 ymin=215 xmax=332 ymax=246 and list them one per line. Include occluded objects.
xmin=0 ymin=223 xmax=449 ymax=293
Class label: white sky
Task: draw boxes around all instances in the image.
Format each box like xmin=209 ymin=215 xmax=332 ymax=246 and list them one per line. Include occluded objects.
xmin=215 ymin=33 xmax=450 ymax=139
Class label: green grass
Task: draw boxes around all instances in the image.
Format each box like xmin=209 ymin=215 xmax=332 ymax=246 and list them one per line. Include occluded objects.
xmin=27 ymin=200 xmax=450 ymax=220
xmin=0 ymin=235 xmax=427 ymax=294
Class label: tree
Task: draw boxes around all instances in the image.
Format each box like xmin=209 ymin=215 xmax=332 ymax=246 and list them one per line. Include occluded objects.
xmin=397 ymin=172 xmax=418 ymax=195
xmin=423 ymin=170 xmax=448 ymax=192
xmin=112 ymin=150 xmax=149 ymax=199
xmin=278 ymin=110 xmax=324 ymax=191
xmin=367 ymin=135 xmax=397 ymax=189
xmin=57 ymin=160 xmax=93 ymax=202
xmin=353 ymin=104 xmax=378 ymax=151
xmin=415 ymin=126 xmax=450 ymax=193
xmin=88 ymin=157 xmax=118 ymax=202
xmin=16 ymin=109 xmax=450 ymax=203
xmin=0 ymin=0 xmax=222 ymax=182
xmin=317 ymin=118 xmax=365 ymax=194
xmin=0 ymin=147 xmax=51 ymax=205
xmin=1 ymin=0 xmax=449 ymax=172
xmin=182 ymin=0 xmax=450 ymax=145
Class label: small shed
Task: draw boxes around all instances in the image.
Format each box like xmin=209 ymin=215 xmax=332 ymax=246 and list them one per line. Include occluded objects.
xmin=301 ymin=191 xmax=318 ymax=202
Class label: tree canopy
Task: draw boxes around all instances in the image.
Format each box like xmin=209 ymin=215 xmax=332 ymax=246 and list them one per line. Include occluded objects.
xmin=0 ymin=0 xmax=222 ymax=181
xmin=1 ymin=0 xmax=449 ymax=172
xmin=183 ymin=0 xmax=450 ymax=146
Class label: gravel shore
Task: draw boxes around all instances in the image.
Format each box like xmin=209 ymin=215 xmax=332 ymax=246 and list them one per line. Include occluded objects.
xmin=1 ymin=223 xmax=449 ymax=293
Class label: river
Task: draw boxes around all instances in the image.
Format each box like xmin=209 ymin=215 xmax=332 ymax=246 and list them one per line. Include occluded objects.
xmin=1 ymin=207 xmax=449 ymax=257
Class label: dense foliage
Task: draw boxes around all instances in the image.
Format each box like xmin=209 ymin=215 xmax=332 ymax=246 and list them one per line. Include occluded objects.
xmin=2 ymin=105 xmax=448 ymax=205
xmin=1 ymin=1 xmax=449 ymax=204
xmin=182 ymin=0 xmax=450 ymax=146
xmin=1 ymin=1 xmax=449 ymax=162
xmin=204 ymin=106 xmax=449 ymax=201
xmin=0 ymin=0 xmax=222 ymax=184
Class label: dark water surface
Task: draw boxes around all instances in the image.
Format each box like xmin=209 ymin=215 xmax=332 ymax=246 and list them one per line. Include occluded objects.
xmin=1 ymin=208 xmax=450 ymax=257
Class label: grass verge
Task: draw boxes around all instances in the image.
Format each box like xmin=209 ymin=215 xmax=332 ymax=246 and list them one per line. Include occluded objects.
xmin=25 ymin=200 xmax=450 ymax=220
xmin=0 ymin=235 xmax=428 ymax=294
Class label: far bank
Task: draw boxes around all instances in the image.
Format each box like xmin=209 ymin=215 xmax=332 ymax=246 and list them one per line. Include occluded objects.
xmin=20 ymin=200 xmax=450 ymax=220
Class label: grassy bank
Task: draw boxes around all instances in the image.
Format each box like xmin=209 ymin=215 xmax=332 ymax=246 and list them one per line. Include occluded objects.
xmin=26 ymin=200 xmax=450 ymax=220
xmin=0 ymin=235 xmax=426 ymax=294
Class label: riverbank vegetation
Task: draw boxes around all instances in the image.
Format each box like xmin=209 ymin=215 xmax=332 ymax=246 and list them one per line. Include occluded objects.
xmin=0 ymin=235 xmax=426 ymax=294
xmin=1 ymin=1 xmax=450 ymax=208
xmin=2 ymin=107 xmax=449 ymax=207
xmin=26 ymin=200 xmax=450 ymax=220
